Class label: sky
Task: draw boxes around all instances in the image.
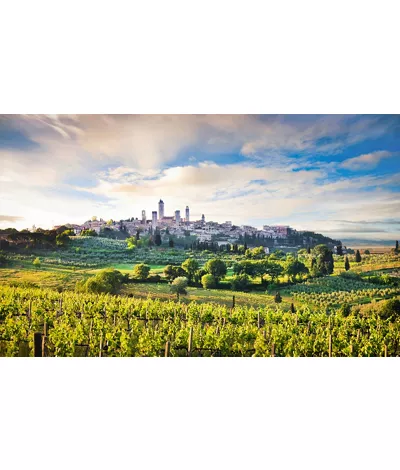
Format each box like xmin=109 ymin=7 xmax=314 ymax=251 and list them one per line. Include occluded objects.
xmin=0 ymin=114 xmax=399 ymax=242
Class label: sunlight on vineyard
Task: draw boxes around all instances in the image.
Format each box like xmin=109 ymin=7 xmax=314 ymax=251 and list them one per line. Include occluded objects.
xmin=1 ymin=285 xmax=399 ymax=357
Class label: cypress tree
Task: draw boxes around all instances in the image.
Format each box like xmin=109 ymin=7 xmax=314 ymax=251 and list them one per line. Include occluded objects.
xmin=336 ymin=245 xmax=343 ymax=256
xmin=344 ymin=256 xmax=350 ymax=271
xmin=355 ymin=250 xmax=362 ymax=263
xmin=328 ymin=251 xmax=334 ymax=274
xmin=290 ymin=303 xmax=296 ymax=313
xmin=396 ymin=240 xmax=399 ymax=252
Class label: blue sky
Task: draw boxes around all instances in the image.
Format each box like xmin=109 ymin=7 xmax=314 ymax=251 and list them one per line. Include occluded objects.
xmin=0 ymin=114 xmax=399 ymax=241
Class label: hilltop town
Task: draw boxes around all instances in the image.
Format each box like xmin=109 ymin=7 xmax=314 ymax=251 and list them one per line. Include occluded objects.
xmin=52 ymin=199 xmax=342 ymax=251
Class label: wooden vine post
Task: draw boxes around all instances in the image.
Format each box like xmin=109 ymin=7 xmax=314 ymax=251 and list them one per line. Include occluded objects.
xmin=232 ymin=295 xmax=235 ymax=308
xmin=165 ymin=341 xmax=170 ymax=357
xmin=271 ymin=343 xmax=275 ymax=357
xmin=188 ymin=327 xmax=193 ymax=357
xmin=257 ymin=312 xmax=261 ymax=329
xmin=384 ymin=344 xmax=388 ymax=357
xmin=34 ymin=332 xmax=43 ymax=357
xmin=59 ymin=298 xmax=63 ymax=317
xmin=99 ymin=331 xmax=103 ymax=358
xmin=328 ymin=334 xmax=332 ymax=357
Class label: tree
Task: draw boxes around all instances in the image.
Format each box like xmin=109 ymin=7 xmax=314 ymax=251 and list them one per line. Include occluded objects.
xmin=233 ymin=260 xmax=258 ymax=277
xmin=336 ymin=245 xmax=343 ymax=256
xmin=312 ymin=244 xmax=334 ymax=276
xmin=33 ymin=257 xmax=41 ymax=270
xmin=76 ymin=269 xmax=125 ymax=294
xmin=263 ymin=262 xmax=284 ymax=284
xmin=378 ymin=299 xmax=400 ymax=320
xmin=94 ymin=269 xmax=125 ymax=293
xmin=170 ymin=276 xmax=188 ymax=300
xmin=307 ymin=246 xmax=311 ymax=254
xmin=231 ymin=274 xmax=251 ymax=291
xmin=284 ymin=259 xmax=309 ymax=282
xmin=201 ymin=274 xmax=216 ymax=289
xmin=395 ymin=240 xmax=399 ymax=253
xmin=154 ymin=232 xmax=162 ymax=246
xmin=245 ymin=246 xmax=266 ymax=260
xmin=344 ymin=256 xmax=350 ymax=271
xmin=274 ymin=292 xmax=282 ymax=303
xmin=355 ymin=250 xmax=362 ymax=263
xmin=80 ymin=229 xmax=97 ymax=237
xmin=164 ymin=265 xmax=185 ymax=281
xmin=290 ymin=303 xmax=296 ymax=314
xmin=132 ymin=263 xmax=150 ymax=280
xmin=364 ymin=249 xmax=370 ymax=255
xmin=169 ymin=238 xmax=174 ymax=248
xmin=56 ymin=231 xmax=70 ymax=247
xmin=181 ymin=258 xmax=199 ymax=283
xmin=204 ymin=258 xmax=227 ymax=284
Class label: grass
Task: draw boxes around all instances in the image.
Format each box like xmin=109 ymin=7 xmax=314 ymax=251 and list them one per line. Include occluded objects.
xmin=121 ymin=282 xmax=293 ymax=309
xmin=1 ymin=248 xmax=399 ymax=309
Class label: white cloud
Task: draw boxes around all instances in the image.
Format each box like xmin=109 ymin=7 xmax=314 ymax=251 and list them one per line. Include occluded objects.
xmin=340 ymin=150 xmax=393 ymax=170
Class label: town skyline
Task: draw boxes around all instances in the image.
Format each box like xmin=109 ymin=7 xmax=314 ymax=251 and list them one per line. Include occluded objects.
xmin=1 ymin=115 xmax=399 ymax=241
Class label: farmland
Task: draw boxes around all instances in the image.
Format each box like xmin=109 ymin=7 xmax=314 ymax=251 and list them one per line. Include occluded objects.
xmin=1 ymin=236 xmax=400 ymax=356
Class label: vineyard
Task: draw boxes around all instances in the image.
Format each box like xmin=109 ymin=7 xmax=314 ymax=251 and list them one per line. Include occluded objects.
xmin=1 ymin=285 xmax=399 ymax=357
xmin=285 ymin=276 xmax=400 ymax=310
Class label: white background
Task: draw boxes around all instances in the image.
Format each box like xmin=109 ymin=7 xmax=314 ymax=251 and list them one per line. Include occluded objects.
xmin=1 ymin=0 xmax=400 ymax=469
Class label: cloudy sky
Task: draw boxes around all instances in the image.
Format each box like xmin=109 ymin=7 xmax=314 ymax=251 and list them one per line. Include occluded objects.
xmin=0 ymin=114 xmax=399 ymax=241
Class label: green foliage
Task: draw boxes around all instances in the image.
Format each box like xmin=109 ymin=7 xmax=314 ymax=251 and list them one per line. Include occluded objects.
xmin=245 ymin=246 xmax=267 ymax=260
xmin=284 ymin=259 xmax=309 ymax=282
xmin=56 ymin=231 xmax=71 ymax=247
xmin=1 ymin=285 xmax=400 ymax=357
xmin=311 ymin=244 xmax=334 ymax=276
xmin=269 ymin=250 xmax=285 ymax=260
xmin=170 ymin=276 xmax=188 ymax=299
xmin=204 ymin=258 xmax=227 ymax=283
xmin=132 ymin=263 xmax=151 ymax=280
xmin=201 ymin=274 xmax=216 ymax=289
xmin=32 ymin=257 xmax=41 ymax=269
xmin=154 ymin=232 xmax=162 ymax=246
xmin=164 ymin=265 xmax=186 ymax=281
xmin=181 ymin=258 xmax=199 ymax=282
xmin=377 ymin=299 xmax=400 ymax=320
xmin=0 ymin=253 xmax=9 ymax=266
xmin=80 ymin=229 xmax=97 ymax=237
xmin=231 ymin=274 xmax=251 ymax=291
xmin=76 ymin=269 xmax=125 ymax=294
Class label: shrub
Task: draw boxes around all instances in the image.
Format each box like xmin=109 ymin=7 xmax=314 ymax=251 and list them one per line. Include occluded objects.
xmin=204 ymin=258 xmax=227 ymax=283
xmin=164 ymin=264 xmax=186 ymax=281
xmin=76 ymin=269 xmax=125 ymax=294
xmin=231 ymin=274 xmax=251 ymax=291
xmin=170 ymin=276 xmax=188 ymax=300
xmin=274 ymin=292 xmax=282 ymax=303
xmin=201 ymin=274 xmax=216 ymax=289
xmin=132 ymin=263 xmax=150 ymax=280
xmin=340 ymin=271 xmax=361 ymax=281
xmin=378 ymin=299 xmax=400 ymax=320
